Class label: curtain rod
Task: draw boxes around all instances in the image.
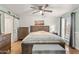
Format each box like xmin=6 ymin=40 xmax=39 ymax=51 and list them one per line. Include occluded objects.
xmin=0 ymin=10 xmax=19 ymax=19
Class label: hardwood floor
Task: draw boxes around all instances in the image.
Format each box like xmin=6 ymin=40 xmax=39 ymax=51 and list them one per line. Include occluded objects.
xmin=65 ymin=45 xmax=79 ymax=54
xmin=11 ymin=41 xmax=79 ymax=54
xmin=11 ymin=41 xmax=22 ymax=54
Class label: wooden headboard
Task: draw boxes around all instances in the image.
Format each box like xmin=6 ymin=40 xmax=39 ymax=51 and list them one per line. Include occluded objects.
xmin=30 ymin=26 xmax=49 ymax=32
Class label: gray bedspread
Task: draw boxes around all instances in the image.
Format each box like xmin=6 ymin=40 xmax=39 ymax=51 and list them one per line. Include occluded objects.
xmin=32 ymin=44 xmax=66 ymax=54
xmin=22 ymin=31 xmax=64 ymax=44
xmin=21 ymin=31 xmax=65 ymax=54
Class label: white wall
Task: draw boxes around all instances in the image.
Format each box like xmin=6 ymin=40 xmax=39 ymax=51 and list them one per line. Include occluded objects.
xmin=19 ymin=13 xmax=60 ymax=34
xmin=75 ymin=8 xmax=79 ymax=50
xmin=75 ymin=32 xmax=79 ymax=50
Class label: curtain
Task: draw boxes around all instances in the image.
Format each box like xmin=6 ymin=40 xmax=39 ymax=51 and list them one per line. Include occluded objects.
xmin=0 ymin=14 xmax=1 ymax=34
xmin=69 ymin=12 xmax=75 ymax=48
xmin=60 ymin=17 xmax=62 ymax=37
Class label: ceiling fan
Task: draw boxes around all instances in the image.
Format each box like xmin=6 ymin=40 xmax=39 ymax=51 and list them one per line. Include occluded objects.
xmin=31 ymin=4 xmax=52 ymax=15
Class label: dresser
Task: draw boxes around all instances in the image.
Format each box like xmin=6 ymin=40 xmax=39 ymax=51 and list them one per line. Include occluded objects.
xmin=0 ymin=33 xmax=11 ymax=53
xmin=18 ymin=27 xmax=29 ymax=40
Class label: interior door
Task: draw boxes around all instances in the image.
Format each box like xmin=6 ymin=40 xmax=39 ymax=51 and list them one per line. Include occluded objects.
xmin=13 ymin=18 xmax=19 ymax=42
xmin=4 ymin=14 xmax=13 ymax=43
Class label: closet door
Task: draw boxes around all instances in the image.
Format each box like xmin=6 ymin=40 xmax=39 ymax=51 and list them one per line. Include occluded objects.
xmin=13 ymin=18 xmax=19 ymax=42
xmin=4 ymin=14 xmax=13 ymax=43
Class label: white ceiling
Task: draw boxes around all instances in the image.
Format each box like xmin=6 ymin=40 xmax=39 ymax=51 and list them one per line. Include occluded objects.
xmin=1 ymin=4 xmax=79 ymax=17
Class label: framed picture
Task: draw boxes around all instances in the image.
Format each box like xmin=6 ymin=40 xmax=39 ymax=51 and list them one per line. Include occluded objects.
xmin=34 ymin=20 xmax=44 ymax=25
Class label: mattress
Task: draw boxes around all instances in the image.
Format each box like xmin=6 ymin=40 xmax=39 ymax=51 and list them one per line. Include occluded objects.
xmin=32 ymin=44 xmax=66 ymax=54
xmin=22 ymin=31 xmax=64 ymax=44
xmin=22 ymin=31 xmax=65 ymax=54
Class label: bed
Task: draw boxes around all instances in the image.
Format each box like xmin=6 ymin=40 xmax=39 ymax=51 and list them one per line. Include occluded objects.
xmin=21 ymin=26 xmax=65 ymax=54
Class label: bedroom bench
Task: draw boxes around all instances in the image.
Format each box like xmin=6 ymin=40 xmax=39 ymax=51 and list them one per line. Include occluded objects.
xmin=32 ymin=44 xmax=66 ymax=54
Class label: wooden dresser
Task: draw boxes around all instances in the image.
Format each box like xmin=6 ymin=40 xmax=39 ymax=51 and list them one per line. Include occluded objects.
xmin=18 ymin=27 xmax=29 ymax=40
xmin=0 ymin=33 xmax=11 ymax=53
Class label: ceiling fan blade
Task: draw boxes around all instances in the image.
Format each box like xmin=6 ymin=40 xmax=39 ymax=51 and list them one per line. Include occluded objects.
xmin=45 ymin=4 xmax=48 ymax=8
xmin=31 ymin=7 xmax=37 ymax=10
xmin=32 ymin=10 xmax=40 ymax=14
xmin=38 ymin=6 xmax=43 ymax=10
xmin=42 ymin=4 xmax=48 ymax=9
xmin=44 ymin=10 xmax=52 ymax=12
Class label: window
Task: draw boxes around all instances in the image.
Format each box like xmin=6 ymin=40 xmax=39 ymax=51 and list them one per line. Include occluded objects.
xmin=61 ymin=18 xmax=66 ymax=38
xmin=60 ymin=15 xmax=71 ymax=43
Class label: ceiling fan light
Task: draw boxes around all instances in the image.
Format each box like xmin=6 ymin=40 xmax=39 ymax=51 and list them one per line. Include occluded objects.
xmin=39 ymin=11 xmax=42 ymax=14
